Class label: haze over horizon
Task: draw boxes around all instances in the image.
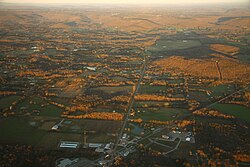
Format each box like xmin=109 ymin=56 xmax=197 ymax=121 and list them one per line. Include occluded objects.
xmin=2 ymin=0 xmax=248 ymax=4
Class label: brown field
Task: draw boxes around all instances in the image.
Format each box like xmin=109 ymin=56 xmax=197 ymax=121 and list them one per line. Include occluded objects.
xmin=153 ymin=56 xmax=250 ymax=82
xmin=222 ymin=18 xmax=250 ymax=27
xmin=135 ymin=94 xmax=185 ymax=101
xmin=55 ymin=78 xmax=85 ymax=98
xmin=210 ymin=44 xmax=240 ymax=56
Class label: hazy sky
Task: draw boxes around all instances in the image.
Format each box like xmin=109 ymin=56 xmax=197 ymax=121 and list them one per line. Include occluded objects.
xmin=2 ymin=0 xmax=248 ymax=4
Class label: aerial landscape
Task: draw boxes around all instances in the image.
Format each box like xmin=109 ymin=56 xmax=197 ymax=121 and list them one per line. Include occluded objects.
xmin=0 ymin=0 xmax=250 ymax=166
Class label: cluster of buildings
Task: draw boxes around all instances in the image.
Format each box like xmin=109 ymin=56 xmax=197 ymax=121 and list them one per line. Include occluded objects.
xmin=162 ymin=130 xmax=195 ymax=143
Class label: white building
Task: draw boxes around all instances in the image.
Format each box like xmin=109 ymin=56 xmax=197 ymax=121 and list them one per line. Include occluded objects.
xmin=52 ymin=125 xmax=59 ymax=130
xmin=59 ymin=141 xmax=79 ymax=149
xmin=86 ymin=67 xmax=96 ymax=71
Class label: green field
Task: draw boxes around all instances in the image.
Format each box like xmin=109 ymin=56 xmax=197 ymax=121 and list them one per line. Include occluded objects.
xmin=16 ymin=96 xmax=63 ymax=117
xmin=0 ymin=95 xmax=21 ymax=109
xmin=134 ymin=107 xmax=189 ymax=121
xmin=0 ymin=116 xmax=122 ymax=147
xmin=210 ymin=103 xmax=250 ymax=122
xmin=147 ymin=39 xmax=202 ymax=52
xmin=87 ymin=133 xmax=116 ymax=143
xmin=0 ymin=117 xmax=46 ymax=145
xmin=38 ymin=132 xmax=82 ymax=149
xmin=138 ymin=85 xmax=166 ymax=94
xmin=237 ymin=54 xmax=250 ymax=64
xmin=91 ymin=85 xmax=132 ymax=94
xmin=205 ymin=84 xmax=235 ymax=97
xmin=39 ymin=105 xmax=63 ymax=117
xmin=188 ymin=91 xmax=210 ymax=102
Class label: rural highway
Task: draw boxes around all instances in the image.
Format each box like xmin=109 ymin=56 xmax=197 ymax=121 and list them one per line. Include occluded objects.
xmin=108 ymin=55 xmax=148 ymax=166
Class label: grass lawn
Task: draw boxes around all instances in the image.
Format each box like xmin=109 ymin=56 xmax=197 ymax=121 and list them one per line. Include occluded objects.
xmin=210 ymin=103 xmax=250 ymax=122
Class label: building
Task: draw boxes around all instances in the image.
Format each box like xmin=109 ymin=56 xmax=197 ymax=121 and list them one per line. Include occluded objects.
xmin=162 ymin=135 xmax=169 ymax=139
xmin=104 ymin=143 xmax=111 ymax=150
xmin=185 ymin=137 xmax=191 ymax=142
xmin=57 ymin=158 xmax=78 ymax=167
xmin=86 ymin=67 xmax=96 ymax=71
xmin=52 ymin=125 xmax=59 ymax=130
xmin=122 ymin=133 xmax=128 ymax=139
xmin=59 ymin=141 xmax=79 ymax=149
xmin=88 ymin=143 xmax=102 ymax=148
xmin=51 ymin=119 xmax=64 ymax=131
xmin=95 ymin=146 xmax=105 ymax=153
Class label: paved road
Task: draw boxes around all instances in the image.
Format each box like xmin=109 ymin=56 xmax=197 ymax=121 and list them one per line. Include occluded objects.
xmin=108 ymin=56 xmax=148 ymax=166
xmin=163 ymin=138 xmax=181 ymax=155
xmin=149 ymin=139 xmax=173 ymax=149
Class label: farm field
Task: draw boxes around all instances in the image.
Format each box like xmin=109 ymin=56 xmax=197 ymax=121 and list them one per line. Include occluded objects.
xmin=147 ymin=39 xmax=202 ymax=52
xmin=138 ymin=85 xmax=166 ymax=94
xmin=15 ymin=96 xmax=63 ymax=117
xmin=0 ymin=117 xmax=46 ymax=146
xmin=0 ymin=95 xmax=21 ymax=109
xmin=133 ymin=107 xmax=189 ymax=121
xmin=91 ymin=85 xmax=132 ymax=94
xmin=0 ymin=116 xmax=122 ymax=148
xmin=209 ymin=103 xmax=250 ymax=122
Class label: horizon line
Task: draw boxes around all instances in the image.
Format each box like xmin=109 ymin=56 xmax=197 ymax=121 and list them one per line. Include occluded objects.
xmin=1 ymin=1 xmax=248 ymax=5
